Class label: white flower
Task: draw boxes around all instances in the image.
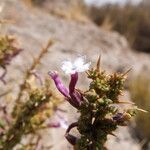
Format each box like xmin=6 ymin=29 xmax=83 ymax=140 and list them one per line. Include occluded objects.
xmin=61 ymin=60 xmax=74 ymax=74
xmin=61 ymin=56 xmax=91 ymax=74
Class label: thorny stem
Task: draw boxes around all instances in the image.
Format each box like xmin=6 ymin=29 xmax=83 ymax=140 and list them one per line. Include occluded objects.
xmin=96 ymin=55 xmax=101 ymax=72
xmin=12 ymin=40 xmax=54 ymax=116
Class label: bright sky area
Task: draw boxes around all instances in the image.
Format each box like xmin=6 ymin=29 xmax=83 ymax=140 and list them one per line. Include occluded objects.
xmin=84 ymin=0 xmax=143 ymax=6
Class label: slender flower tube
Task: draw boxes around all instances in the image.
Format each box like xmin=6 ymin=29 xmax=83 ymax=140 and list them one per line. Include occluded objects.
xmin=69 ymin=72 xmax=78 ymax=94
xmin=48 ymin=71 xmax=69 ymax=98
xmin=49 ymin=71 xmax=80 ymax=108
xmin=69 ymin=72 xmax=83 ymax=106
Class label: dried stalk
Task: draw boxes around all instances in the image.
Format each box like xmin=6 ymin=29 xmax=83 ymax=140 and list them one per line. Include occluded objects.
xmin=12 ymin=40 xmax=54 ymax=117
xmin=2 ymin=89 xmax=52 ymax=150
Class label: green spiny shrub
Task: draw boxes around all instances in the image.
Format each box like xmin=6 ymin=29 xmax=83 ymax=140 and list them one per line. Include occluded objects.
xmin=50 ymin=57 xmax=140 ymax=149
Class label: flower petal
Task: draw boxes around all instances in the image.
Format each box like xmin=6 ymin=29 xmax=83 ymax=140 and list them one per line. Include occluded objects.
xmin=61 ymin=60 xmax=75 ymax=74
xmin=73 ymin=56 xmax=91 ymax=72
xmin=61 ymin=56 xmax=91 ymax=74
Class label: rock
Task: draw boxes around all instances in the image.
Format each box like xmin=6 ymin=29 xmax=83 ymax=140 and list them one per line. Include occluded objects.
xmin=106 ymin=127 xmax=140 ymax=150
xmin=0 ymin=0 xmax=149 ymax=149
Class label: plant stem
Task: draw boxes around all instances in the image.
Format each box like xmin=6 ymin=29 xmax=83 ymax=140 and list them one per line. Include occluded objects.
xmin=12 ymin=40 xmax=54 ymax=117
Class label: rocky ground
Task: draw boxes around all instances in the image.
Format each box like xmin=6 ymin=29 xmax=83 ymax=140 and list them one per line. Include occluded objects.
xmin=0 ymin=0 xmax=149 ymax=149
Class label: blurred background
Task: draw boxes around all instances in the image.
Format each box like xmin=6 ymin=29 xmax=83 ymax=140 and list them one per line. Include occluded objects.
xmin=0 ymin=0 xmax=149 ymax=149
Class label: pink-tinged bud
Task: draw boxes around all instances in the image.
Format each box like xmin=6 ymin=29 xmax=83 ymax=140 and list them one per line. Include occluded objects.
xmin=65 ymin=133 xmax=78 ymax=145
xmin=65 ymin=122 xmax=78 ymax=145
xmin=49 ymin=70 xmax=83 ymax=109
xmin=47 ymin=122 xmax=60 ymax=128
xmin=113 ymin=112 xmax=131 ymax=124
xmin=48 ymin=71 xmax=69 ymax=98
xmin=113 ymin=113 xmax=123 ymax=121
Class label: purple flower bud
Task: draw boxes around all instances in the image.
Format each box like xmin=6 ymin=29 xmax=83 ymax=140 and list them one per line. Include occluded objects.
xmin=48 ymin=71 xmax=69 ymax=98
xmin=49 ymin=71 xmax=82 ymax=109
xmin=65 ymin=122 xmax=78 ymax=145
xmin=65 ymin=133 xmax=78 ymax=145
xmin=113 ymin=113 xmax=123 ymax=121
xmin=47 ymin=122 xmax=60 ymax=128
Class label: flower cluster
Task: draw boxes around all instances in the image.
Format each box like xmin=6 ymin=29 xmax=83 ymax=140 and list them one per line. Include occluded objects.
xmin=49 ymin=57 xmax=90 ymax=109
xmin=49 ymin=56 xmax=139 ymax=150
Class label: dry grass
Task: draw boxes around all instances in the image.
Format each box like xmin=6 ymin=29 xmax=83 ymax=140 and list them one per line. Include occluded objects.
xmin=23 ymin=0 xmax=88 ymax=23
xmin=22 ymin=0 xmax=45 ymax=6
xmin=129 ymin=75 xmax=150 ymax=148
xmin=87 ymin=3 xmax=150 ymax=53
